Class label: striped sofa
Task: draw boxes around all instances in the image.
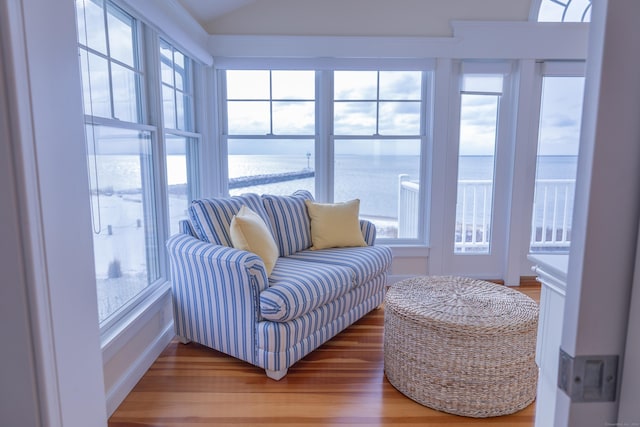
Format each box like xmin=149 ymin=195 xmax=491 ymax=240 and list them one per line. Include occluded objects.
xmin=166 ymin=190 xmax=392 ymax=380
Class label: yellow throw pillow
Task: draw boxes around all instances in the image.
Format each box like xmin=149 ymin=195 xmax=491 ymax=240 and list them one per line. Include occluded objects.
xmin=230 ymin=205 xmax=279 ymax=276
xmin=304 ymin=199 xmax=367 ymax=250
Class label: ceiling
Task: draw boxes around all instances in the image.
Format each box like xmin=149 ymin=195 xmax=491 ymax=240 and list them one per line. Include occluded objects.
xmin=176 ymin=0 xmax=256 ymax=29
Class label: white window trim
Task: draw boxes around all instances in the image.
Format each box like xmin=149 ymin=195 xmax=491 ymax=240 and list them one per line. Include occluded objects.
xmin=218 ymin=66 xmax=433 ymax=245
xmin=210 ymin=21 xmax=588 ymax=60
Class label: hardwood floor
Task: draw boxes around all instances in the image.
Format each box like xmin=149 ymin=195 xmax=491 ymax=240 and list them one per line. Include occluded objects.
xmin=109 ymin=283 xmax=540 ymax=427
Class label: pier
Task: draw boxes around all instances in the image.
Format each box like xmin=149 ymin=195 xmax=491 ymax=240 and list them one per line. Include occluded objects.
xmin=228 ymin=169 xmax=315 ymax=189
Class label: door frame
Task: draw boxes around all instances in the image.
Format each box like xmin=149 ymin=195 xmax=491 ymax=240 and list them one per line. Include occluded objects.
xmin=439 ymin=60 xmax=516 ymax=279
xmin=549 ymin=1 xmax=640 ymax=424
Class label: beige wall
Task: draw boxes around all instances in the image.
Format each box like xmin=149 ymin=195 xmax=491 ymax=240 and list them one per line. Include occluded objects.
xmin=206 ymin=0 xmax=532 ymax=36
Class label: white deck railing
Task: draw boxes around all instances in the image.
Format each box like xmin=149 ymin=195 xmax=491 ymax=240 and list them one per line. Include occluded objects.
xmin=397 ymin=175 xmax=420 ymax=238
xmin=398 ymin=177 xmax=575 ymax=252
xmin=454 ymin=179 xmax=493 ymax=252
xmin=530 ymin=178 xmax=575 ymax=251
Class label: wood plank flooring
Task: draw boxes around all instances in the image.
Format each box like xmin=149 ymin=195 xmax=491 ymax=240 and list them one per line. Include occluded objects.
xmin=109 ymin=283 xmax=540 ymax=427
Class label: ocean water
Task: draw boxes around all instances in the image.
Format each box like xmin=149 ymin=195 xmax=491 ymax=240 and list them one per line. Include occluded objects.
xmin=229 ymin=154 xmax=578 ymax=220
xmin=90 ymin=153 xmax=578 ymax=221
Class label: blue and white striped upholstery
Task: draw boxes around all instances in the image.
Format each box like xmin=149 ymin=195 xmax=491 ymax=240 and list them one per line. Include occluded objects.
xmin=360 ymin=219 xmax=377 ymax=246
xmin=167 ymin=233 xmax=268 ymax=365
xmin=188 ymin=193 xmax=271 ymax=246
xmin=179 ymin=219 xmax=197 ymax=237
xmin=260 ymin=258 xmax=353 ymax=322
xmin=287 ymin=245 xmax=392 ymax=287
xmin=262 ymin=192 xmax=313 ymax=257
xmin=166 ymin=191 xmax=392 ymax=380
xmin=256 ymin=278 xmax=385 ymax=372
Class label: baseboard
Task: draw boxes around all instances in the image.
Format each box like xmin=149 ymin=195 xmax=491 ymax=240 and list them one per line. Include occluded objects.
xmin=101 ymin=283 xmax=175 ymax=416
xmin=105 ymin=322 xmax=174 ymax=415
xmin=520 ymin=275 xmax=541 ymax=286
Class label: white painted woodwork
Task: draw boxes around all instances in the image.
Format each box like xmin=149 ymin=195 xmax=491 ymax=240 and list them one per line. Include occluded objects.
xmin=203 ymin=0 xmax=531 ymax=36
xmin=2 ymin=0 xmax=109 ymax=425
xmin=618 ymin=227 xmax=640 ymax=422
xmin=554 ymin=1 xmax=640 ymax=425
xmin=0 ymin=5 xmax=42 ymax=424
xmin=529 ymin=254 xmax=568 ymax=427
xmin=209 ymin=22 xmax=589 ymax=59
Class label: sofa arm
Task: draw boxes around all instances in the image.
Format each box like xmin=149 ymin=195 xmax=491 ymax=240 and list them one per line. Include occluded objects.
xmin=166 ymin=234 xmax=268 ymax=364
xmin=359 ymin=219 xmax=377 ymax=246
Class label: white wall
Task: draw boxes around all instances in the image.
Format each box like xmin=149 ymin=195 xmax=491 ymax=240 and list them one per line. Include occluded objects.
xmin=2 ymin=0 xmax=108 ymax=425
xmin=0 ymin=5 xmax=41 ymax=424
xmin=557 ymin=0 xmax=640 ymax=424
xmin=205 ymin=0 xmax=531 ymax=36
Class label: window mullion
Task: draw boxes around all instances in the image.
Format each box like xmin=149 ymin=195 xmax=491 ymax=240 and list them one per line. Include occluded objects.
xmin=319 ymin=69 xmax=333 ymax=201
xmin=419 ymin=70 xmax=431 ymax=243
xmin=375 ymin=71 xmax=380 ymax=136
xmin=269 ymin=70 xmax=274 ymax=135
xmin=102 ymin=4 xmax=116 ymax=120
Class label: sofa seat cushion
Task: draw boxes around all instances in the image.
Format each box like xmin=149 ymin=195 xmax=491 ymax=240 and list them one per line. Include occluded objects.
xmin=257 ymin=274 xmax=386 ymax=353
xmin=286 ymin=245 xmax=392 ymax=287
xmin=189 ymin=193 xmax=271 ymax=246
xmin=260 ymin=257 xmax=354 ymax=322
xmin=261 ymin=190 xmax=314 ymax=257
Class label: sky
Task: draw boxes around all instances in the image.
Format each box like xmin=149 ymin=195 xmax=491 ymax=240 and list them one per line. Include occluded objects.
xmin=77 ymin=1 xmax=586 ymax=159
xmin=226 ymin=70 xmax=584 ymax=157
xmin=537 ymin=0 xmax=592 ymax=23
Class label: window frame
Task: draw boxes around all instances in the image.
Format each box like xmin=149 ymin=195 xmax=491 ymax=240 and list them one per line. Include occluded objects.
xmin=158 ymin=37 xmax=202 ymax=235
xmin=437 ymin=60 xmax=517 ymax=276
xmin=75 ymin=0 xmax=203 ymax=330
xmin=528 ymin=61 xmax=586 ymax=254
xmin=217 ymin=62 xmax=434 ymax=245
xmin=331 ymin=69 xmax=431 ymax=244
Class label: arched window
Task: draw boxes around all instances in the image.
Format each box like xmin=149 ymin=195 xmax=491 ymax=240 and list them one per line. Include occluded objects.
xmin=532 ymin=0 xmax=591 ymax=22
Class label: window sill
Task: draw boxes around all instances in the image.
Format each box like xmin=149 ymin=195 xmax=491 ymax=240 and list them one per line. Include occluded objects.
xmin=100 ymin=280 xmax=172 ymax=362
xmin=386 ymin=245 xmax=430 ymax=258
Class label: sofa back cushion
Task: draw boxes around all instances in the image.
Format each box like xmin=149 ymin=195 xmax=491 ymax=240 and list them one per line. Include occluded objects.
xmin=189 ymin=193 xmax=271 ymax=246
xmin=262 ymin=190 xmax=314 ymax=257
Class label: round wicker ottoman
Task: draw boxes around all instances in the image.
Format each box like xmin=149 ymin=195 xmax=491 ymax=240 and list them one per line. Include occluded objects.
xmin=384 ymin=276 xmax=539 ymax=418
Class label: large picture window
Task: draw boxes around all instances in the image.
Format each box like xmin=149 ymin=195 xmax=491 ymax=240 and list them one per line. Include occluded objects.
xmin=77 ymin=0 xmax=158 ymax=323
xmin=333 ymin=71 xmax=425 ymax=240
xmin=76 ymin=0 xmax=201 ymax=324
xmin=220 ymin=68 xmax=428 ymax=243
xmin=224 ymin=70 xmax=316 ymax=196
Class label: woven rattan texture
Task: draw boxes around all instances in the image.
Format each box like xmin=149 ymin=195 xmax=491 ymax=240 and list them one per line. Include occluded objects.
xmin=384 ymin=276 xmax=539 ymax=418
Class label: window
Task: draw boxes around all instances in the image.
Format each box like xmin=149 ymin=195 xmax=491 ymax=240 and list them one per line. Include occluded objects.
xmin=536 ymin=0 xmax=592 ymax=22
xmin=160 ymin=39 xmax=200 ymax=235
xmin=220 ymin=68 xmax=429 ymax=243
xmin=224 ymin=70 xmax=316 ymax=196
xmin=455 ymin=74 xmax=503 ymax=253
xmin=76 ymin=0 xmax=201 ymax=324
xmin=530 ymin=74 xmax=584 ymax=252
xmin=77 ymin=0 xmax=142 ymax=122
xmin=333 ymin=71 xmax=425 ymax=240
